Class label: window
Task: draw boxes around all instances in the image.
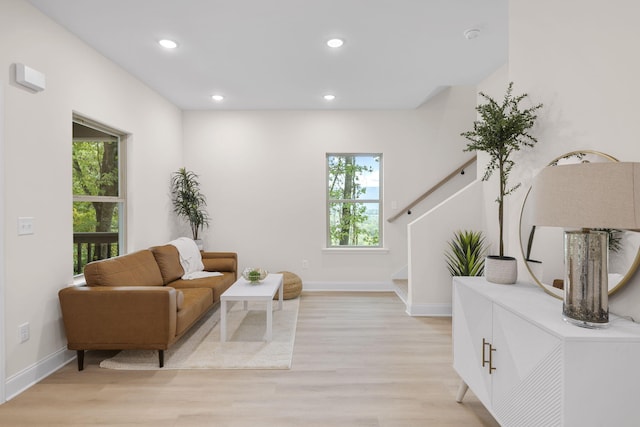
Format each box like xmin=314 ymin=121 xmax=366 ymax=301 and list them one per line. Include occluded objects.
xmin=327 ymin=153 xmax=382 ymax=247
xmin=72 ymin=116 xmax=126 ymax=275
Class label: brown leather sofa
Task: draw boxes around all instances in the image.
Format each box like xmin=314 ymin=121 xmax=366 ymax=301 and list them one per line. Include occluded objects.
xmin=58 ymin=243 xmax=237 ymax=370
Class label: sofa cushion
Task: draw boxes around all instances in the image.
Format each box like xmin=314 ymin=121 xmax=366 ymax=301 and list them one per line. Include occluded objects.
xmin=202 ymin=257 xmax=235 ymax=273
xmin=150 ymin=244 xmax=184 ymax=285
xmin=170 ymin=272 xmax=236 ymax=302
xmin=175 ymin=288 xmax=214 ymax=336
xmin=84 ymin=250 xmax=164 ymax=287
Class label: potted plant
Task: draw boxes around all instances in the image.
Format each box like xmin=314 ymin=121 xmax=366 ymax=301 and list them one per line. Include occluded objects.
xmin=461 ymin=82 xmax=543 ymax=284
xmin=170 ymin=167 xmax=210 ymax=247
xmin=445 ymin=230 xmax=487 ymax=277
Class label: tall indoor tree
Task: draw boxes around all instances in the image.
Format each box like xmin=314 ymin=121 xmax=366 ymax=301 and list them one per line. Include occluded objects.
xmin=461 ymin=82 xmax=542 ymax=283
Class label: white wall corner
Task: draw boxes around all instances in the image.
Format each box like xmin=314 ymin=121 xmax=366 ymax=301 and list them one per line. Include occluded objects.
xmin=0 ymin=82 xmax=5 ymax=403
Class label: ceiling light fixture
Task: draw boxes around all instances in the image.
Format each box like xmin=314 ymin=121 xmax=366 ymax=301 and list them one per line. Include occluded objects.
xmin=326 ymin=38 xmax=344 ymax=48
xmin=463 ymin=29 xmax=480 ymax=40
xmin=211 ymin=94 xmax=224 ymax=102
xmin=159 ymin=39 xmax=178 ymax=49
xmin=323 ymin=94 xmax=336 ymax=101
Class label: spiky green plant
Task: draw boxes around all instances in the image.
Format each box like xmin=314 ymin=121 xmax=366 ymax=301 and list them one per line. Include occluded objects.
xmin=170 ymin=168 xmax=210 ymax=240
xmin=445 ymin=230 xmax=487 ymax=276
xmin=594 ymin=228 xmax=623 ymax=253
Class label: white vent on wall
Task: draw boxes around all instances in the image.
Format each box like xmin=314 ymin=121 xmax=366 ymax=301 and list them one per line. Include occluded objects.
xmin=15 ymin=63 xmax=46 ymax=92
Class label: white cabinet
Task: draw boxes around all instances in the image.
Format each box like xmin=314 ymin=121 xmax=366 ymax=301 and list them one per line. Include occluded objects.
xmin=453 ymin=276 xmax=640 ymax=427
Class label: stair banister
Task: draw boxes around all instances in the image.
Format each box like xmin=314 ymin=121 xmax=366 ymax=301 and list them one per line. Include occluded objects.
xmin=386 ymin=156 xmax=477 ymax=223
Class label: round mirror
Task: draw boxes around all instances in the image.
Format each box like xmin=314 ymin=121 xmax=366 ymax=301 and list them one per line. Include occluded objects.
xmin=519 ymin=150 xmax=640 ymax=298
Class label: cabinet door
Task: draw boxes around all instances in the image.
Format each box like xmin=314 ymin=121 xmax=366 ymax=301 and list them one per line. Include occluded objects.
xmin=491 ymin=305 xmax=563 ymax=427
xmin=452 ymin=283 xmax=493 ymax=408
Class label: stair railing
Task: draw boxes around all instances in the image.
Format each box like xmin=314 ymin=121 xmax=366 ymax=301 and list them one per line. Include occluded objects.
xmin=386 ymin=155 xmax=477 ymax=223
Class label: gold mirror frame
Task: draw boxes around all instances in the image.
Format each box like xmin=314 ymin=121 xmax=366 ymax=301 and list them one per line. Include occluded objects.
xmin=519 ymin=150 xmax=640 ymax=299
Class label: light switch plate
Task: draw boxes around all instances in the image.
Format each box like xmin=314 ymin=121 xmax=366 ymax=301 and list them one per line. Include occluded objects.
xmin=18 ymin=217 xmax=34 ymax=235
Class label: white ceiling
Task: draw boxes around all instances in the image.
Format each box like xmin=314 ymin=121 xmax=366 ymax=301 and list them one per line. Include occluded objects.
xmin=28 ymin=0 xmax=507 ymax=110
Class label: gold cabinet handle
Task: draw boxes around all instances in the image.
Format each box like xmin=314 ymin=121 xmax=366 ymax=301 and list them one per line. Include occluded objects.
xmin=482 ymin=338 xmax=490 ymax=368
xmin=481 ymin=338 xmax=497 ymax=374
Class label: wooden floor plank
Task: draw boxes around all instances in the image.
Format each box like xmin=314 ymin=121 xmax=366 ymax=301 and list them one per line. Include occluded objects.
xmin=0 ymin=292 xmax=498 ymax=426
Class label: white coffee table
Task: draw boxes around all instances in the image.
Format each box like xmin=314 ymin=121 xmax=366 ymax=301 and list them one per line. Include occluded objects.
xmin=220 ymin=273 xmax=284 ymax=342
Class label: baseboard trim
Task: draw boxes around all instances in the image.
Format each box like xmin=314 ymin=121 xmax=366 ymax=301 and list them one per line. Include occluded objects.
xmin=5 ymin=347 xmax=75 ymax=401
xmin=406 ymin=303 xmax=452 ymax=317
xmin=302 ymin=281 xmax=395 ymax=292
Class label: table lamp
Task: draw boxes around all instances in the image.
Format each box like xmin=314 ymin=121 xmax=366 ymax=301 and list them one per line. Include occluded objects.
xmin=532 ymin=162 xmax=640 ymax=328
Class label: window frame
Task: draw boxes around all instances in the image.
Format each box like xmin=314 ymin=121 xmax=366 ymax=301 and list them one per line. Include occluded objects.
xmin=326 ymin=152 xmax=383 ymax=249
xmin=72 ymin=113 xmax=127 ymax=277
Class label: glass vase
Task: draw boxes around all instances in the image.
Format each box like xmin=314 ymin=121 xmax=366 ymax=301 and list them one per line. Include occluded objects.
xmin=563 ymin=230 xmax=608 ymax=328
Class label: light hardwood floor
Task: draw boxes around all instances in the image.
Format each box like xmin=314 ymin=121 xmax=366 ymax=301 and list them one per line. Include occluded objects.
xmin=0 ymin=292 xmax=499 ymax=426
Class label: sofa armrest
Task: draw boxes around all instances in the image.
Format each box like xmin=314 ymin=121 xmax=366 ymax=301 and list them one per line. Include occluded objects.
xmin=201 ymin=252 xmax=237 ymax=280
xmin=58 ymin=286 xmax=178 ymax=350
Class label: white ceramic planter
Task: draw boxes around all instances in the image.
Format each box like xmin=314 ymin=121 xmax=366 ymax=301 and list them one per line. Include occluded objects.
xmin=485 ymin=255 xmax=517 ymax=284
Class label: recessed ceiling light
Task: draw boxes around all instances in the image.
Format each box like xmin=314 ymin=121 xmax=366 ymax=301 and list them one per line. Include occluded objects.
xmin=327 ymin=38 xmax=344 ymax=48
xmin=211 ymin=94 xmax=224 ymax=102
xmin=159 ymin=39 xmax=178 ymax=49
xmin=323 ymin=94 xmax=336 ymax=101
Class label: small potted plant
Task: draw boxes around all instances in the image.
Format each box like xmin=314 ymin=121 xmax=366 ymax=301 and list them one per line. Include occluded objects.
xmin=445 ymin=230 xmax=487 ymax=277
xmin=242 ymin=267 xmax=268 ymax=284
xmin=461 ymin=82 xmax=543 ymax=284
xmin=170 ymin=167 xmax=210 ymax=247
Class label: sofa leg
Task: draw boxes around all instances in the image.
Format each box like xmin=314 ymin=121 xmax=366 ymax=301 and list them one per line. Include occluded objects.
xmin=77 ymin=350 xmax=85 ymax=371
xmin=159 ymin=350 xmax=164 ymax=368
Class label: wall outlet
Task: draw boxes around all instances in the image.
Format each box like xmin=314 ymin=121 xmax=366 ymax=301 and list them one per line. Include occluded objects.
xmin=302 ymin=259 xmax=309 ymax=269
xmin=18 ymin=217 xmax=35 ymax=235
xmin=19 ymin=322 xmax=30 ymax=343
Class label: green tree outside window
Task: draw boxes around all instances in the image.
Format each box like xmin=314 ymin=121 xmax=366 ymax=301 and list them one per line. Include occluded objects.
xmin=72 ymin=121 xmax=123 ymax=274
xmin=327 ymin=154 xmax=381 ymax=247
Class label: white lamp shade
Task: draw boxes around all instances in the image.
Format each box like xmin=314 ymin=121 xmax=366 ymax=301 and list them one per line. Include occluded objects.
xmin=532 ymin=162 xmax=640 ymax=229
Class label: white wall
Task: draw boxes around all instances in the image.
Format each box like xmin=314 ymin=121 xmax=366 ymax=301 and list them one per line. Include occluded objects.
xmin=182 ymin=86 xmax=477 ymax=286
xmin=505 ymin=0 xmax=640 ymax=319
xmin=0 ymin=1 xmax=183 ymax=395
xmin=0 ymin=79 xmax=6 ymax=401
xmin=407 ymin=180 xmax=486 ymax=316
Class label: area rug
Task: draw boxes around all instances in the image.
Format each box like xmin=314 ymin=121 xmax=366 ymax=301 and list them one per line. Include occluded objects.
xmin=99 ymin=298 xmax=299 ymax=370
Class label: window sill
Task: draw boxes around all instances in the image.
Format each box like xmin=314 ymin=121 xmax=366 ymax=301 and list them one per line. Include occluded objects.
xmin=322 ymin=247 xmax=390 ymax=255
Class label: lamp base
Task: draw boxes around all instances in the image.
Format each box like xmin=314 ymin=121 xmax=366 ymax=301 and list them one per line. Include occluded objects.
xmin=562 ymin=311 xmax=609 ymax=329
xmin=563 ymin=230 xmax=609 ymax=329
